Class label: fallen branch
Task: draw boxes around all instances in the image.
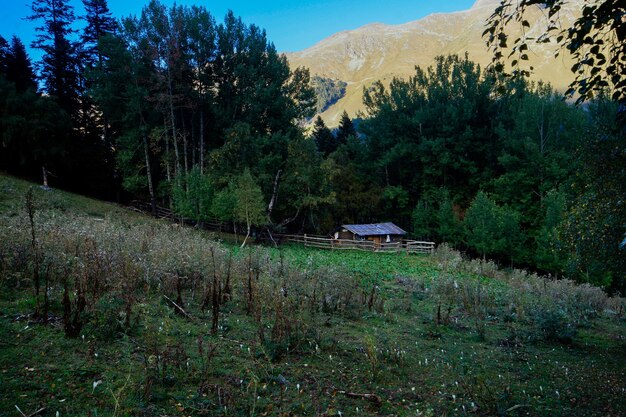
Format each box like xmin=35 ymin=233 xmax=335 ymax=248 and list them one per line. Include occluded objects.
xmin=506 ymin=404 xmax=530 ymax=412
xmin=163 ymin=294 xmax=194 ymax=320
xmin=338 ymin=391 xmax=382 ymax=405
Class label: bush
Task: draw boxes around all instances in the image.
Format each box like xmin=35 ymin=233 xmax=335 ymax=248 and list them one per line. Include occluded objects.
xmin=530 ymin=307 xmax=577 ymax=343
xmin=426 ymin=246 xmax=618 ymax=344
xmin=432 ymin=243 xmax=462 ymax=272
xmin=85 ymin=295 xmax=129 ymax=340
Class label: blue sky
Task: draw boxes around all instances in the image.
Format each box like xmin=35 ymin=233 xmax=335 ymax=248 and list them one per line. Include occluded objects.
xmin=3 ymin=0 xmax=475 ymax=60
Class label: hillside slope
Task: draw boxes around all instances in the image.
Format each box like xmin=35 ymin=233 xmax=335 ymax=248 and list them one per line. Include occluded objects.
xmin=287 ymin=0 xmax=580 ymax=126
xmin=1 ymin=174 xmax=624 ymax=416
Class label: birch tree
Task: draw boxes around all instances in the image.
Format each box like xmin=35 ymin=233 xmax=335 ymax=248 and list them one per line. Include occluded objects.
xmin=234 ymin=169 xmax=267 ymax=247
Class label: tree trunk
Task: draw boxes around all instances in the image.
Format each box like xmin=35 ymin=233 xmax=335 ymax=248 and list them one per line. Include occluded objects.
xmin=199 ymin=110 xmax=205 ymax=174
xmin=42 ymin=166 xmax=49 ymax=189
xmin=267 ymin=169 xmax=282 ymax=220
xmin=241 ymin=221 xmax=251 ymax=248
xmin=210 ymin=248 xmax=220 ymax=334
xmin=167 ymin=66 xmax=180 ymax=176
xmin=164 ymin=123 xmax=172 ymax=183
xmin=43 ymin=263 xmax=50 ymax=324
xmin=181 ymin=110 xmax=189 ymax=179
xmin=191 ymin=113 xmax=196 ymax=168
xmin=143 ymin=133 xmax=157 ymax=215
xmin=26 ymin=189 xmax=41 ymax=317
xmin=246 ymin=252 xmax=254 ymax=315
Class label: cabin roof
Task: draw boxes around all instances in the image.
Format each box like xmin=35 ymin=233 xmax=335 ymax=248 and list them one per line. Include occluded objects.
xmin=341 ymin=222 xmax=407 ymax=236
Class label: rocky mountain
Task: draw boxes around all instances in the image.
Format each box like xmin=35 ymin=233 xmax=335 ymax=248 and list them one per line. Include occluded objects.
xmin=286 ymin=0 xmax=581 ymax=126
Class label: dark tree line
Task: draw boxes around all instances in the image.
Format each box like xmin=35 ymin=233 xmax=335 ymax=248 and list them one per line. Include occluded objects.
xmin=0 ymin=0 xmax=623 ymax=292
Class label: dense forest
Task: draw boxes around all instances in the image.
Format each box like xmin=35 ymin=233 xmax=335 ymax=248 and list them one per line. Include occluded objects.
xmin=0 ymin=0 xmax=624 ymax=292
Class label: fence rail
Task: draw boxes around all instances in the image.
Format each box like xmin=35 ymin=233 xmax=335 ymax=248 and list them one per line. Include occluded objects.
xmin=129 ymin=201 xmax=225 ymax=230
xmin=128 ymin=201 xmax=435 ymax=255
xmin=276 ymin=234 xmax=435 ymax=254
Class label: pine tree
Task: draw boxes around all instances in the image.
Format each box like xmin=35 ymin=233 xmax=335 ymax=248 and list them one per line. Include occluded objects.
xmin=535 ymin=190 xmax=566 ymax=274
xmin=287 ymin=66 xmax=316 ymax=123
xmin=498 ymin=205 xmax=523 ymax=266
xmin=81 ymin=0 xmax=117 ymax=68
xmin=412 ymin=198 xmax=436 ymax=240
xmin=80 ymin=0 xmax=117 ymax=186
xmin=28 ymin=0 xmax=80 ymax=114
xmin=6 ymin=36 xmax=37 ymax=93
xmin=336 ymin=110 xmax=357 ymax=144
xmin=312 ymin=116 xmax=335 ymax=155
xmin=436 ymin=191 xmax=461 ymax=245
xmin=185 ymin=4 xmax=217 ymax=174
xmin=0 ymin=36 xmax=9 ymax=75
xmin=92 ymin=24 xmax=158 ymax=210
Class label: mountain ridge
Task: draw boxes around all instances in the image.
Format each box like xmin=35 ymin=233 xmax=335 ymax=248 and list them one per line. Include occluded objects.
xmin=286 ymin=0 xmax=579 ymax=126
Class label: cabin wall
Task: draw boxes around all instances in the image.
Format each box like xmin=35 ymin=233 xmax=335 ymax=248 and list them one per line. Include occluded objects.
xmin=338 ymin=230 xmax=354 ymax=240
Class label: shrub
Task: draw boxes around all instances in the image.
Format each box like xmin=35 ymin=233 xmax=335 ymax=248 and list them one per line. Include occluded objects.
xmin=432 ymin=243 xmax=463 ymax=272
xmin=530 ymin=307 xmax=577 ymax=343
xmin=86 ymin=294 xmax=129 ymax=340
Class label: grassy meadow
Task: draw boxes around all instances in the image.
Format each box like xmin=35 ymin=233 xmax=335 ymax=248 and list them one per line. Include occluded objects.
xmin=0 ymin=175 xmax=624 ymax=416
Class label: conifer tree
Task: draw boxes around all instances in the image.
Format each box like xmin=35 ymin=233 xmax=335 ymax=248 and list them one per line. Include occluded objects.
xmin=535 ymin=190 xmax=566 ymax=274
xmin=81 ymin=0 xmax=117 ymax=183
xmin=81 ymin=0 xmax=117 ymax=68
xmin=28 ymin=0 xmax=79 ymax=114
xmin=0 ymin=36 xmax=9 ymax=76
xmin=412 ymin=199 xmax=436 ymax=240
xmin=312 ymin=116 xmax=335 ymax=155
xmin=336 ymin=110 xmax=357 ymax=143
xmin=185 ymin=4 xmax=217 ymax=174
xmin=436 ymin=191 xmax=461 ymax=245
xmin=6 ymin=36 xmax=37 ymax=92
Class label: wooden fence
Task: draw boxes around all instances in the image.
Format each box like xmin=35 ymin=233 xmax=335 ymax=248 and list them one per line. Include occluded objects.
xmin=129 ymin=200 xmax=225 ymax=230
xmin=128 ymin=201 xmax=435 ymax=255
xmin=276 ymin=234 xmax=435 ymax=255
xmin=128 ymin=200 xmax=176 ymax=220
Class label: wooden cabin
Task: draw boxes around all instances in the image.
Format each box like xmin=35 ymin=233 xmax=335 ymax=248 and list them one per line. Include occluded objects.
xmin=333 ymin=223 xmax=407 ymax=247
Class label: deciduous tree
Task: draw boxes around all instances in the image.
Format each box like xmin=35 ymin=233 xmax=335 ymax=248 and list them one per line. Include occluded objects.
xmin=484 ymin=0 xmax=626 ymax=108
xmin=234 ymin=169 xmax=267 ymax=247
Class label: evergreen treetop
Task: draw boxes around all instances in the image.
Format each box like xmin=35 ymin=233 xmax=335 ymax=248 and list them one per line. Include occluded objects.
xmin=336 ymin=110 xmax=357 ymax=143
xmin=28 ymin=0 xmax=79 ymax=113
